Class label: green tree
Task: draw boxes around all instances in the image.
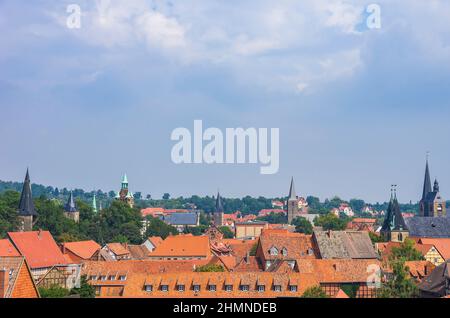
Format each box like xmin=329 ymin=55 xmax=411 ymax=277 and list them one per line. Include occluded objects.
xmin=219 ymin=226 xmax=234 ymax=239
xmin=145 ymin=216 xmax=178 ymax=239
xmin=0 ymin=190 xmax=20 ymax=237
xmin=70 ymin=276 xmax=95 ymax=298
xmin=378 ymin=259 xmax=419 ymax=298
xmin=369 ymin=232 xmax=384 ymax=244
xmin=292 ymin=217 xmax=313 ymax=234
xmin=390 ymin=238 xmax=425 ymax=261
xmin=195 ymin=264 xmax=225 ymax=272
xmin=257 ymin=212 xmax=287 ymax=224
xmin=163 ymin=193 xmax=171 ymax=200
xmin=38 ymin=285 xmax=70 ymax=298
xmin=314 ymin=213 xmax=347 ymax=231
xmin=301 ymin=286 xmax=329 ymax=298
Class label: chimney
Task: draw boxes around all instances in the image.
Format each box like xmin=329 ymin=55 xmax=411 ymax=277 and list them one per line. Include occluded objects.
xmin=0 ymin=269 xmax=8 ymax=298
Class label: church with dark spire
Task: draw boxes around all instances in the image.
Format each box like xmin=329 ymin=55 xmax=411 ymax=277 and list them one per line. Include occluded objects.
xmin=18 ymin=169 xmax=38 ymax=232
xmin=213 ymin=191 xmax=224 ymax=227
xmin=419 ymin=158 xmax=446 ymax=217
xmin=381 ymin=185 xmax=409 ymax=242
xmin=287 ymin=177 xmax=300 ymax=224
xmin=64 ymin=191 xmax=80 ymax=223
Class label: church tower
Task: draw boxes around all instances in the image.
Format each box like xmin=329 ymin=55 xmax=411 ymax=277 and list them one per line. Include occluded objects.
xmin=419 ymin=157 xmax=446 ymax=217
xmin=64 ymin=191 xmax=80 ymax=223
xmin=18 ymin=169 xmax=38 ymax=232
xmin=214 ymin=191 xmax=224 ymax=227
xmin=117 ymin=174 xmax=134 ymax=208
xmin=287 ymin=177 xmax=300 ymax=224
xmin=381 ymin=186 xmax=409 ymax=242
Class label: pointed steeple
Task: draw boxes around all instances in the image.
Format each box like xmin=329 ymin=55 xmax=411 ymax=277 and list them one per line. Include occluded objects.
xmin=18 ymin=169 xmax=37 ymax=216
xmin=422 ymin=158 xmax=432 ymax=200
xmin=92 ymin=193 xmax=98 ymax=213
xmin=288 ymin=177 xmax=297 ymax=200
xmin=215 ymin=191 xmax=224 ymax=213
xmin=382 ymin=185 xmax=407 ymax=233
xmin=434 ymin=179 xmax=440 ymax=193
xmin=64 ymin=191 xmax=78 ymax=213
xmin=121 ymin=174 xmax=128 ymax=190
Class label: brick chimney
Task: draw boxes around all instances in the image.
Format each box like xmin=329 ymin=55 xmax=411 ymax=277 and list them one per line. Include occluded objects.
xmin=0 ymin=269 xmax=8 ymax=298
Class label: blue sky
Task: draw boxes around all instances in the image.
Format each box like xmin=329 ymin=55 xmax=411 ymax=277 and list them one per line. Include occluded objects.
xmin=1 ymin=0 xmax=450 ymax=202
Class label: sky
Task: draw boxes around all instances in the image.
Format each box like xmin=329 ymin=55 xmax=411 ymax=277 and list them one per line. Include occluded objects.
xmin=1 ymin=0 xmax=450 ymax=203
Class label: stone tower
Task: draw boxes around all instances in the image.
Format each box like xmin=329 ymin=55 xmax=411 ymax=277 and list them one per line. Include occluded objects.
xmin=214 ymin=191 xmax=224 ymax=227
xmin=64 ymin=191 xmax=80 ymax=223
xmin=381 ymin=186 xmax=409 ymax=242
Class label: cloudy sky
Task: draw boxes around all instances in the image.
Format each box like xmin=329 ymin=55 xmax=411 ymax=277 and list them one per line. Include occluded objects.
xmin=1 ymin=0 xmax=450 ymax=203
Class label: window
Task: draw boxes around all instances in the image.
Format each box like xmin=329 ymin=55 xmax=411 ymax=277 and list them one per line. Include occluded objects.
xmin=269 ymin=247 xmax=278 ymax=256
xmin=257 ymin=285 xmax=265 ymax=292
xmin=177 ymin=285 xmax=185 ymax=292
xmin=119 ymin=275 xmax=127 ymax=281
xmin=89 ymin=275 xmax=98 ymax=281
xmin=161 ymin=285 xmax=169 ymax=292
xmin=108 ymin=275 xmax=116 ymax=281
xmin=281 ymin=248 xmax=288 ymax=256
xmin=289 ymin=285 xmax=298 ymax=292
xmin=193 ymin=285 xmax=200 ymax=292
xmin=144 ymin=285 xmax=153 ymax=292
xmin=225 ymin=285 xmax=233 ymax=292
xmin=273 ymin=285 xmax=282 ymax=292
xmin=240 ymin=285 xmax=249 ymax=292
xmin=95 ymin=286 xmax=101 ymax=296
xmin=100 ymin=275 xmax=107 ymax=281
xmin=208 ymin=285 xmax=216 ymax=292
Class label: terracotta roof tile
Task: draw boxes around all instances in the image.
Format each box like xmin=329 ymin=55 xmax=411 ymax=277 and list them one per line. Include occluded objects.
xmin=0 ymin=239 xmax=20 ymax=257
xmin=7 ymin=231 xmax=67 ymax=269
xmin=106 ymin=243 xmax=130 ymax=256
xmin=150 ymin=235 xmax=210 ymax=258
xmin=62 ymin=240 xmax=101 ymax=260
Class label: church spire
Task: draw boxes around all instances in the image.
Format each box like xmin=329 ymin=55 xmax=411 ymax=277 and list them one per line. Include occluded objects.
xmin=215 ymin=191 xmax=224 ymax=213
xmin=422 ymin=156 xmax=432 ymax=200
xmin=288 ymin=177 xmax=297 ymax=200
xmin=64 ymin=191 xmax=77 ymax=213
xmin=18 ymin=169 xmax=37 ymax=216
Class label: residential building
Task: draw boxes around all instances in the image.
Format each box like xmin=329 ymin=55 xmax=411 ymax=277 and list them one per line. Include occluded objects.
xmin=258 ymin=209 xmax=286 ymax=218
xmin=0 ymin=256 xmax=39 ymax=298
xmin=256 ymin=229 xmax=316 ymax=270
xmin=61 ymin=240 xmax=101 ymax=264
xmin=161 ymin=212 xmax=200 ymax=231
xmin=419 ymin=259 xmax=450 ymax=298
xmin=7 ymin=230 xmax=81 ymax=289
xmin=142 ymin=236 xmax=163 ymax=252
xmin=235 ymin=221 xmax=269 ymax=240
xmin=313 ymin=230 xmax=378 ymax=259
xmin=0 ymin=239 xmax=20 ymax=257
xmin=101 ymin=243 xmax=132 ymax=261
xmin=148 ymin=235 xmax=211 ymax=261
xmin=416 ymin=238 xmax=450 ymax=264
xmin=377 ymin=241 xmax=445 ymax=267
xmin=338 ymin=203 xmax=354 ymax=217
xmin=347 ymin=218 xmax=377 ymax=232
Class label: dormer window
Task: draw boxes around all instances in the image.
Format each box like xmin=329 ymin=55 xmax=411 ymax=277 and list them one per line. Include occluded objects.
xmin=119 ymin=275 xmax=127 ymax=281
xmin=193 ymin=285 xmax=200 ymax=292
xmin=208 ymin=285 xmax=216 ymax=292
xmin=225 ymin=285 xmax=233 ymax=292
xmin=177 ymin=285 xmax=185 ymax=292
xmin=100 ymin=275 xmax=107 ymax=281
xmin=269 ymin=247 xmax=278 ymax=256
xmin=281 ymin=248 xmax=288 ymax=256
xmin=89 ymin=275 xmax=98 ymax=281
xmin=240 ymin=285 xmax=250 ymax=292
xmin=273 ymin=285 xmax=282 ymax=292
xmin=108 ymin=275 xmax=116 ymax=281
xmin=257 ymin=285 xmax=265 ymax=292
xmin=161 ymin=285 xmax=169 ymax=292
xmin=289 ymin=285 xmax=298 ymax=292
xmin=144 ymin=285 xmax=153 ymax=292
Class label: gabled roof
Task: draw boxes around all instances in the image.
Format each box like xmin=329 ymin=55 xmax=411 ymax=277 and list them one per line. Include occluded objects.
xmin=7 ymin=231 xmax=67 ymax=269
xmin=127 ymin=245 xmax=150 ymax=260
xmin=0 ymin=239 xmax=20 ymax=257
xmin=418 ymin=238 xmax=450 ymax=260
xmin=0 ymin=256 xmax=39 ymax=298
xmin=106 ymin=243 xmax=130 ymax=256
xmin=288 ymin=177 xmax=296 ymax=200
xmin=18 ymin=169 xmax=37 ymax=217
xmin=335 ymin=289 xmax=350 ymax=298
xmin=405 ymin=217 xmax=450 ymax=238
xmin=147 ymin=236 xmax=163 ymax=247
xmin=259 ymin=230 xmax=315 ymax=261
xmin=62 ymin=240 xmax=101 ymax=260
xmin=313 ymin=230 xmax=378 ymax=259
xmin=150 ymin=235 xmax=211 ymax=258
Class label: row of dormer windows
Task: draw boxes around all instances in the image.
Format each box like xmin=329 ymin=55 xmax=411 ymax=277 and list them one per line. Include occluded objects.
xmin=89 ymin=275 xmax=127 ymax=281
xmin=143 ymin=284 xmax=298 ymax=293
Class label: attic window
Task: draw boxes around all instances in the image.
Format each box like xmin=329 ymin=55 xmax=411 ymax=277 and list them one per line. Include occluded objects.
xmin=273 ymin=285 xmax=282 ymax=292
xmin=281 ymin=248 xmax=288 ymax=256
xmin=100 ymin=275 xmax=107 ymax=281
xmin=193 ymin=285 xmax=200 ymax=292
xmin=119 ymin=275 xmax=127 ymax=281
xmin=269 ymin=247 xmax=278 ymax=256
xmin=208 ymin=284 xmax=217 ymax=292
xmin=144 ymin=285 xmax=153 ymax=292
xmin=177 ymin=285 xmax=185 ymax=292
xmin=108 ymin=275 xmax=116 ymax=281
xmin=289 ymin=285 xmax=298 ymax=292
xmin=89 ymin=275 xmax=98 ymax=281
xmin=161 ymin=285 xmax=169 ymax=292
xmin=257 ymin=285 xmax=265 ymax=292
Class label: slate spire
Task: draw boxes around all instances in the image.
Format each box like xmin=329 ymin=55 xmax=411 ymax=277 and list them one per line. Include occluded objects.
xmin=18 ymin=169 xmax=37 ymax=216
xmin=288 ymin=177 xmax=297 ymax=200
xmin=434 ymin=179 xmax=440 ymax=192
xmin=422 ymin=158 xmax=432 ymax=200
xmin=215 ymin=191 xmax=224 ymax=213
xmin=382 ymin=185 xmax=407 ymax=232
xmin=64 ymin=191 xmax=78 ymax=213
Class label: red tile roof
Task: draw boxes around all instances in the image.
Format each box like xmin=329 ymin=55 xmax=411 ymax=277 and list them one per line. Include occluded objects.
xmin=0 ymin=239 xmax=20 ymax=257
xmin=147 ymin=237 xmax=163 ymax=247
xmin=150 ymin=235 xmax=211 ymax=258
xmin=418 ymin=238 xmax=450 ymax=260
xmin=106 ymin=243 xmax=130 ymax=256
xmin=62 ymin=240 xmax=101 ymax=260
xmin=7 ymin=231 xmax=67 ymax=269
